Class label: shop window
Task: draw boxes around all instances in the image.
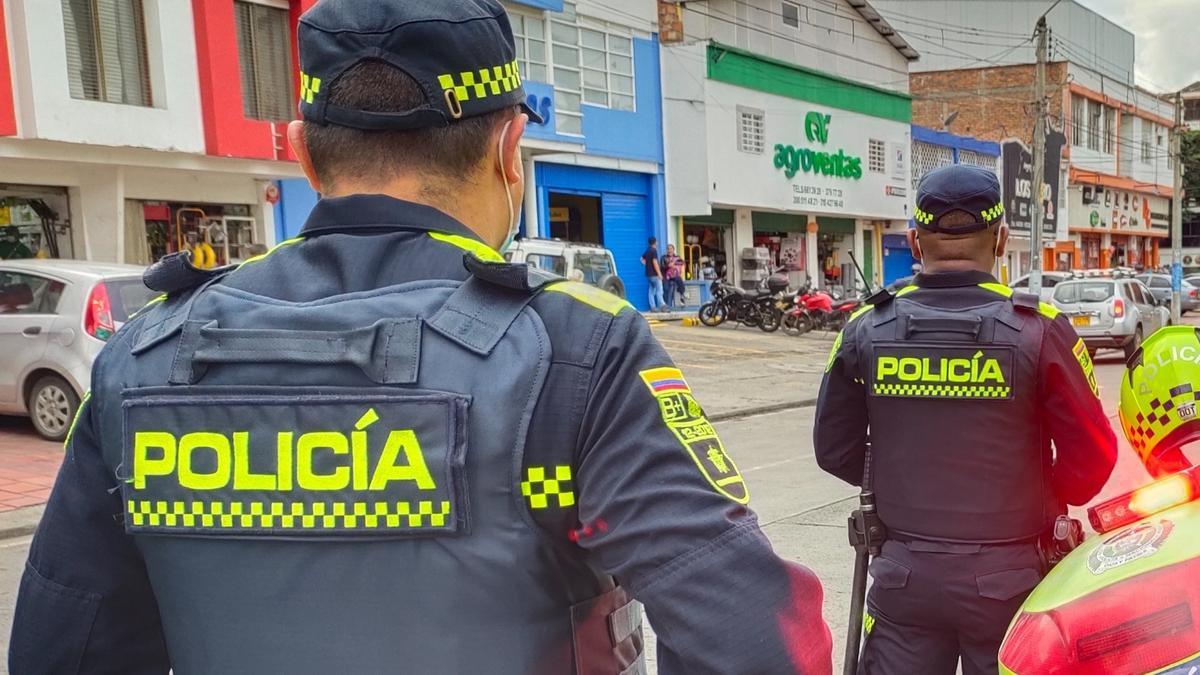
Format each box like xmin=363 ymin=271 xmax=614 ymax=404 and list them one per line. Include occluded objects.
xmin=1071 ymin=95 xmax=1085 ymax=147
xmin=1087 ymin=100 xmax=1102 ymax=151
xmin=781 ymin=2 xmax=800 ymax=27
xmin=737 ymin=106 xmax=765 ymax=154
xmin=61 ymin=0 xmax=152 ymax=106
xmin=511 ymin=12 xmax=548 ymax=83
xmin=235 ymin=0 xmax=295 ymax=122
xmin=1186 ymin=99 xmax=1200 ymax=122
xmin=868 ymin=139 xmax=886 ymax=174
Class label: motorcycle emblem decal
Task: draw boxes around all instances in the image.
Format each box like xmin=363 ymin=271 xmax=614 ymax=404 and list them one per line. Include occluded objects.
xmin=639 ymin=367 xmax=749 ymax=504
xmin=1087 ymin=519 xmax=1174 ymax=575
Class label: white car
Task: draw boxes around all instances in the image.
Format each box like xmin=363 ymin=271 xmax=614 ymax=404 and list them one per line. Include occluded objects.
xmin=1009 ymin=271 xmax=1072 ymax=303
xmin=1051 ymin=277 xmax=1169 ymax=359
xmin=505 ymin=238 xmax=626 ymax=298
xmin=0 ymin=259 xmax=155 ymax=440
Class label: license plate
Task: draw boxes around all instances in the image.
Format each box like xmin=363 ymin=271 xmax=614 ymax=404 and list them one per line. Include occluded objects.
xmin=1072 ymin=315 xmax=1092 ymax=327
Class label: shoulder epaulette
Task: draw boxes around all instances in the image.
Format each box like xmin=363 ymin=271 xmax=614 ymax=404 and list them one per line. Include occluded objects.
xmin=463 ymin=255 xmax=561 ymax=292
xmin=143 ymin=251 xmax=235 ymax=295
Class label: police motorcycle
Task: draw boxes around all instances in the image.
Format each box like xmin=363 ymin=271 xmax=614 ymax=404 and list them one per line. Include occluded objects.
xmin=999 ymin=325 xmax=1200 ymax=674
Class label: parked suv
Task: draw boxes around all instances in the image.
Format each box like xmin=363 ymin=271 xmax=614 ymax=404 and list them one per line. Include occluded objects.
xmin=505 ymin=238 xmax=626 ymax=299
xmin=1052 ymin=277 xmax=1168 ymax=358
xmin=1136 ymin=273 xmax=1199 ymax=314
xmin=0 ymin=260 xmax=155 ymax=440
xmin=1010 ymin=271 xmax=1072 ymax=303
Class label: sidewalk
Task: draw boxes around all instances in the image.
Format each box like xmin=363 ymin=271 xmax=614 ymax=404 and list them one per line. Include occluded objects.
xmin=0 ymin=417 xmax=61 ymax=513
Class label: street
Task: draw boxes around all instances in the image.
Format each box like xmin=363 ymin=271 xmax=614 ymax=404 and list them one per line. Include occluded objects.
xmin=0 ymin=317 xmax=1192 ymax=673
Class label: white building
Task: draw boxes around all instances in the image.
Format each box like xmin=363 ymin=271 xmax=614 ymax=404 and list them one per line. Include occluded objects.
xmin=0 ymin=0 xmax=310 ymax=265
xmin=659 ymin=0 xmax=917 ymax=292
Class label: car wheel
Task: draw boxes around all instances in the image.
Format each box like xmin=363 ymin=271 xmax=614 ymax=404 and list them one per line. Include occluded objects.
xmin=28 ymin=374 xmax=79 ymax=442
xmin=1123 ymin=326 xmax=1143 ymax=361
xmin=597 ymin=274 xmax=626 ymax=300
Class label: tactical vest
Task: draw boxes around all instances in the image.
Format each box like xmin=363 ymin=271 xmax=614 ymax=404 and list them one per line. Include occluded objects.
xmin=95 ymin=257 xmax=645 ymax=674
xmin=852 ymin=291 xmax=1057 ymax=543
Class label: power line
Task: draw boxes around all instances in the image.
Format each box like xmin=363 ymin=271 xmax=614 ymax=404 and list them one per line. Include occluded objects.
xmin=873 ymin=6 xmax=1028 ymax=40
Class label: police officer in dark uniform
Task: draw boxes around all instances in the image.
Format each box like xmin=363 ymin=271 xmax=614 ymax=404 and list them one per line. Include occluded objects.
xmin=10 ymin=2 xmax=833 ymax=674
xmin=814 ymin=164 xmax=1117 ymax=675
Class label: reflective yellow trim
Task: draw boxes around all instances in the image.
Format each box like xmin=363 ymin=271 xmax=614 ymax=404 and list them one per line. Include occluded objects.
xmin=520 ymin=465 xmax=575 ymax=509
xmin=849 ymin=304 xmax=873 ymax=321
xmin=863 ymin=611 xmax=875 ymax=635
xmin=1038 ymin=302 xmax=1061 ymax=320
xmin=545 ymin=281 xmax=632 ymax=316
xmin=896 ymin=285 xmax=919 ymax=297
xmin=874 ymin=382 xmax=1011 ymax=398
xmin=427 ymin=232 xmax=504 ymax=263
xmin=240 ymin=237 xmax=304 ymax=267
xmin=129 ymin=294 xmax=167 ymax=319
xmin=978 ymin=282 xmax=1014 ymax=298
xmin=825 ymin=331 xmax=844 ymax=373
xmin=63 ymin=391 xmax=92 ymax=449
xmin=126 ymin=499 xmax=451 ymax=530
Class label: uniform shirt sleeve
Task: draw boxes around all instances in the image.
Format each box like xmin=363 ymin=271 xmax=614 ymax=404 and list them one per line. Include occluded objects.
xmin=1039 ymin=315 xmax=1118 ymax=506
xmin=9 ymin=356 xmax=169 ymax=674
xmin=814 ymin=320 xmax=870 ymax=487
xmin=574 ymin=311 xmax=832 ymax=675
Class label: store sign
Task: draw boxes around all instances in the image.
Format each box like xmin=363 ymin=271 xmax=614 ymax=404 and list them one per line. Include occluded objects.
xmin=773 ymin=112 xmax=864 ymax=181
xmin=1072 ymin=186 xmax=1170 ymax=231
xmin=1001 ymin=132 xmax=1064 ymax=234
xmin=525 ymin=94 xmax=553 ymax=127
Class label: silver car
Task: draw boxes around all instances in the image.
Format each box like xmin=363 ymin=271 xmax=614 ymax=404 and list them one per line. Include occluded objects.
xmin=1052 ymin=278 xmax=1169 ymax=359
xmin=1136 ymin=274 xmax=1200 ymax=314
xmin=0 ymin=260 xmax=154 ymax=440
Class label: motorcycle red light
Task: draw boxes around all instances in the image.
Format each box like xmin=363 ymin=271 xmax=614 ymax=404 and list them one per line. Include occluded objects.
xmin=1089 ymin=470 xmax=1197 ymax=533
xmin=1000 ymin=557 xmax=1200 ymax=674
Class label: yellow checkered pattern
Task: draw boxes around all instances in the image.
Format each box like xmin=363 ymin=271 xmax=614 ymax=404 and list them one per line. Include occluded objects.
xmin=437 ymin=61 xmax=522 ymax=103
xmin=520 ymin=465 xmax=575 ymax=510
xmin=874 ymin=383 xmax=1011 ymax=399
xmin=981 ymin=202 xmax=1005 ymax=222
xmin=127 ymin=499 xmax=451 ymax=530
xmin=913 ymin=206 xmax=935 ymax=225
xmin=300 ymin=72 xmax=322 ymax=104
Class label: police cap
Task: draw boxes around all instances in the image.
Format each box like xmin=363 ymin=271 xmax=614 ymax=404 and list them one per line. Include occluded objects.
xmin=913 ymin=164 xmax=1005 ymax=234
xmin=298 ymin=0 xmax=543 ymax=131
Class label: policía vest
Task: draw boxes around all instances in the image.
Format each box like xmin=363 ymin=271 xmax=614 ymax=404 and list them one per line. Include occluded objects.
xmin=852 ymin=291 xmax=1057 ymax=544
xmin=94 ymin=260 xmax=644 ymax=675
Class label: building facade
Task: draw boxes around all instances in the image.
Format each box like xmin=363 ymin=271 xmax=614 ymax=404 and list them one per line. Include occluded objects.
xmin=883 ymin=0 xmax=1176 ymax=273
xmin=0 ymin=0 xmax=313 ymax=266
xmin=659 ymin=0 xmax=917 ymax=293
xmin=274 ymin=0 xmax=669 ymax=310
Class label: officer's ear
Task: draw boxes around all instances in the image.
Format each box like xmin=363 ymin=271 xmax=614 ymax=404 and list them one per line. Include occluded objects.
xmin=497 ymin=112 xmax=528 ymax=186
xmin=288 ymin=121 xmax=325 ymax=194
xmin=994 ymin=224 xmax=1009 ymax=258
xmin=907 ymin=228 xmax=922 ymax=261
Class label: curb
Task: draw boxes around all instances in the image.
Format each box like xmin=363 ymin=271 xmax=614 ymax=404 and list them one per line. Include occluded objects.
xmin=710 ymin=398 xmax=818 ymax=423
xmin=0 ymin=504 xmax=44 ymax=542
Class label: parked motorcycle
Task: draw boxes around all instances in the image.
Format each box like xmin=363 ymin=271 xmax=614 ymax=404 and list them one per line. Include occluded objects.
xmin=698 ymin=279 xmax=764 ymax=328
xmin=786 ymin=286 xmax=864 ymax=335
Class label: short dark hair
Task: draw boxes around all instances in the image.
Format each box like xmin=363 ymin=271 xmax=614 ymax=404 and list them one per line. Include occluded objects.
xmin=304 ymin=61 xmax=515 ymax=190
xmin=649 ymin=237 xmax=658 ymax=245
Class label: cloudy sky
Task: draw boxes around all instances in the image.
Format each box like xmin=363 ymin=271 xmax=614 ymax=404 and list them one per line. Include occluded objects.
xmin=1079 ymin=0 xmax=1200 ymax=91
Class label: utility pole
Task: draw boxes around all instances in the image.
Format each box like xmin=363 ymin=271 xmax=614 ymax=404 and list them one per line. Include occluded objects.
xmin=1171 ymin=91 xmax=1184 ymax=324
xmin=1029 ymin=16 xmax=1048 ymax=297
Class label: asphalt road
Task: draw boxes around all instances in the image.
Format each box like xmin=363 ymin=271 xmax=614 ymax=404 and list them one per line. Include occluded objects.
xmin=0 ymin=322 xmax=1177 ymax=673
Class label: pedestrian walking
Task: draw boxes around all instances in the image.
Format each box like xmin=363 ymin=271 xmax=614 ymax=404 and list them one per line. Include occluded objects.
xmin=662 ymin=243 xmax=686 ymax=308
xmin=642 ymin=236 xmax=667 ymax=311
xmin=8 ymin=2 xmax=832 ymax=673
xmin=814 ymin=164 xmax=1117 ymax=675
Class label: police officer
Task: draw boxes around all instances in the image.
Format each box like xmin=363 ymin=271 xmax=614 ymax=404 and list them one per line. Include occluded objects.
xmin=10 ymin=2 xmax=833 ymax=673
xmin=814 ymin=164 xmax=1117 ymax=675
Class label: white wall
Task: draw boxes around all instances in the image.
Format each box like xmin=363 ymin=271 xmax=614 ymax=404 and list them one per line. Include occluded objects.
xmin=577 ymin=0 xmax=655 ymax=33
xmin=872 ymin=0 xmax=1136 ymax=84
xmin=680 ymin=0 xmax=911 ymax=94
xmin=661 ymin=43 xmax=712 ymax=217
xmin=7 ymin=0 xmax=206 ymax=152
xmin=705 ymin=80 xmax=911 ymax=220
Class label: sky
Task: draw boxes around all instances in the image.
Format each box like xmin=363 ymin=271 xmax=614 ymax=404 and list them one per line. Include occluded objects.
xmin=1078 ymin=0 xmax=1200 ymax=92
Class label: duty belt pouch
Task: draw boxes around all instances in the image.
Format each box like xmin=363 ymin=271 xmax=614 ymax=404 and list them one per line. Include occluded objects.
xmin=571 ymin=586 xmax=646 ymax=675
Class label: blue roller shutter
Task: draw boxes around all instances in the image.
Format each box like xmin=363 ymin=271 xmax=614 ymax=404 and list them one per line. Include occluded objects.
xmin=602 ymin=193 xmax=651 ymax=310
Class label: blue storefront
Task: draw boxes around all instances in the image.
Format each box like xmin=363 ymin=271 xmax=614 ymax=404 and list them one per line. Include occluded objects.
xmin=275 ymin=0 xmax=667 ymax=310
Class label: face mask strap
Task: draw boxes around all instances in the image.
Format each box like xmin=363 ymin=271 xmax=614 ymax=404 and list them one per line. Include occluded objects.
xmin=496 ymin=120 xmax=520 ymax=253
